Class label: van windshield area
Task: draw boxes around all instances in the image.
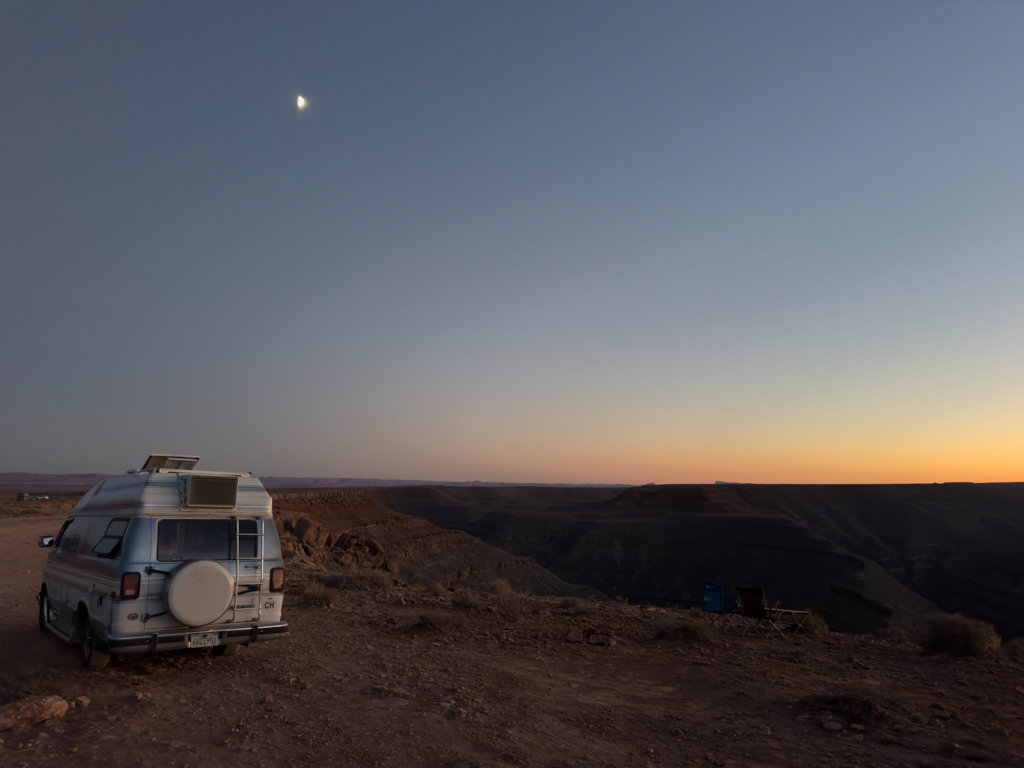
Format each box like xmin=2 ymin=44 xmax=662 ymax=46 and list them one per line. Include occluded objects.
xmin=157 ymin=519 xmax=259 ymax=561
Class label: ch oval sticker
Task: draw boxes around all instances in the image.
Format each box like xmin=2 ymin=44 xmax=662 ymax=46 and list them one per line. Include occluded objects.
xmin=127 ymin=613 xmax=139 ymax=620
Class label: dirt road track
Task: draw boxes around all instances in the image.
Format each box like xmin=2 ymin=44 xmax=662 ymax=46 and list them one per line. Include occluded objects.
xmin=0 ymin=515 xmax=81 ymax=676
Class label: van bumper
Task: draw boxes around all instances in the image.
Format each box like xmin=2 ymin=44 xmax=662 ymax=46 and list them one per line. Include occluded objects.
xmin=103 ymin=622 xmax=289 ymax=653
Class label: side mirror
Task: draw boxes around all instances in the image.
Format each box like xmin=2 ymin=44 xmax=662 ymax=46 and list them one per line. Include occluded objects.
xmin=38 ymin=536 xmax=55 ymax=548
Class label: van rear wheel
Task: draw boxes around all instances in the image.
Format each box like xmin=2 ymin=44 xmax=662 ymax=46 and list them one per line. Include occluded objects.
xmin=213 ymin=643 xmax=241 ymax=656
xmin=80 ymin=621 xmax=110 ymax=670
xmin=38 ymin=593 xmax=48 ymax=633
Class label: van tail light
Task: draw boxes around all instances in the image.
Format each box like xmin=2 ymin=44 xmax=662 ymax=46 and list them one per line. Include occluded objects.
xmin=121 ymin=572 xmax=141 ymax=599
xmin=270 ymin=568 xmax=284 ymax=592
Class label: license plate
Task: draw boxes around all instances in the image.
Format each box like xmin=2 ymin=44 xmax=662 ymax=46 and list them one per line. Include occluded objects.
xmin=189 ymin=632 xmax=219 ymax=649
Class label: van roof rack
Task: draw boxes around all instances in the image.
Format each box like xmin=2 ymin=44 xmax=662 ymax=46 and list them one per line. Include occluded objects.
xmin=141 ymin=454 xmax=200 ymax=471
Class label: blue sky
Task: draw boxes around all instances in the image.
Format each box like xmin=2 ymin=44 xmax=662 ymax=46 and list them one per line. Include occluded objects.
xmin=2 ymin=1 xmax=1023 ymax=482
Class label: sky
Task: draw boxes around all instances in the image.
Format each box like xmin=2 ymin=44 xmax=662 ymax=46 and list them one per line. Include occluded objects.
xmin=2 ymin=1 xmax=1023 ymax=484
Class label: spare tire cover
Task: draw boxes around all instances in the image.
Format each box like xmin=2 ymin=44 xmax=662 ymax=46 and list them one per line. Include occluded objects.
xmin=167 ymin=560 xmax=235 ymax=627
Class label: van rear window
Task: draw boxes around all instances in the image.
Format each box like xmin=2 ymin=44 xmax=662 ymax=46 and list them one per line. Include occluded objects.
xmin=157 ymin=519 xmax=258 ymax=561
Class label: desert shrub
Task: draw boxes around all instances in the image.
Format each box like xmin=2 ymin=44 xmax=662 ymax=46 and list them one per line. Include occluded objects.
xmin=653 ymin=615 xmax=714 ymax=644
xmin=0 ymin=673 xmax=62 ymax=707
xmin=491 ymin=579 xmax=514 ymax=596
xmin=496 ymin=591 xmax=523 ymax=621
xmin=560 ymin=597 xmax=598 ymax=616
xmin=430 ymin=580 xmax=452 ymax=596
xmin=614 ymin=595 xmax=630 ymax=604
xmin=452 ymin=589 xmax=484 ymax=612
xmin=825 ymin=683 xmax=917 ymax=725
xmin=321 ymin=570 xmax=392 ymax=591
xmin=876 ymin=625 xmax=908 ymax=644
xmin=924 ymin=612 xmax=1001 ymax=657
xmin=800 ymin=613 xmax=829 ymax=638
xmin=414 ymin=610 xmax=466 ymax=634
xmin=302 ymin=582 xmax=337 ymax=608
xmin=1004 ymin=637 xmax=1024 ymax=663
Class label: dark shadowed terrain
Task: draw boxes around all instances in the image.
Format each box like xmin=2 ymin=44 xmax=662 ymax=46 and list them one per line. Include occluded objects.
xmin=368 ymin=483 xmax=1024 ymax=638
xmin=4 ymin=513 xmax=1024 ymax=768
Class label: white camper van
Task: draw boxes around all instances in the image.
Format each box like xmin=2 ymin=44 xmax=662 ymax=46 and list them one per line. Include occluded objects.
xmin=37 ymin=454 xmax=288 ymax=669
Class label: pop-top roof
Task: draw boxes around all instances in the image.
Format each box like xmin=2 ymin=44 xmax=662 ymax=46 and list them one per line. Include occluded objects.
xmin=141 ymin=454 xmax=200 ymax=471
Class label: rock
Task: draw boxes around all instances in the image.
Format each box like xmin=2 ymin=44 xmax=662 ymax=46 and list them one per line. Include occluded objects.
xmin=822 ymin=719 xmax=843 ymax=731
xmin=386 ymin=559 xmax=400 ymax=574
xmin=588 ymin=634 xmax=612 ymax=646
xmin=366 ymin=539 xmax=383 ymax=556
xmin=292 ymin=517 xmax=329 ymax=548
xmin=0 ymin=696 xmax=69 ymax=732
xmin=850 ymin=723 xmax=865 ymax=731
xmin=273 ymin=517 xmax=285 ymax=535
xmin=75 ymin=696 xmax=90 ymax=709
xmin=564 ymin=628 xmax=583 ymax=643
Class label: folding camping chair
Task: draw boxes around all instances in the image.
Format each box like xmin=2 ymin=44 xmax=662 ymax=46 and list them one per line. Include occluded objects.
xmin=702 ymin=581 xmax=740 ymax=632
xmin=734 ymin=586 xmax=786 ymax=638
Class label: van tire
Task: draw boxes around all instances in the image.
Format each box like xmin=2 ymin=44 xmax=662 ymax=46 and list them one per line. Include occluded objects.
xmin=38 ymin=592 xmax=48 ymax=633
xmin=213 ymin=643 xmax=241 ymax=657
xmin=80 ymin=620 xmax=110 ymax=670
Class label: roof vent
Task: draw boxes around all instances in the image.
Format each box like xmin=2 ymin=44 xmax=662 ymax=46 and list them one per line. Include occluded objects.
xmin=141 ymin=454 xmax=200 ymax=471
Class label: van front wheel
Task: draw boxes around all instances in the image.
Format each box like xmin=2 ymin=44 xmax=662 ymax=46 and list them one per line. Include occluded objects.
xmin=80 ymin=621 xmax=110 ymax=670
xmin=38 ymin=593 xmax=48 ymax=633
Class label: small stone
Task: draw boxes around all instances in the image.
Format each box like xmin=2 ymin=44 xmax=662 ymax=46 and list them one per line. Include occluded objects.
xmin=564 ymin=628 xmax=583 ymax=643
xmin=264 ymin=695 xmax=273 ymax=704
xmin=822 ymin=720 xmax=843 ymax=731
xmin=849 ymin=723 xmax=864 ymax=731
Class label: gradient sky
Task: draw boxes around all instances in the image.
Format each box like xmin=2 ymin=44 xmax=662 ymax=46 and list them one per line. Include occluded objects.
xmin=2 ymin=1 xmax=1023 ymax=483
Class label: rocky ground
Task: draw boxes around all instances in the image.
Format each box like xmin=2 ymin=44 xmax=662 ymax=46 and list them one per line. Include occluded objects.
xmin=3 ymin=517 xmax=1023 ymax=768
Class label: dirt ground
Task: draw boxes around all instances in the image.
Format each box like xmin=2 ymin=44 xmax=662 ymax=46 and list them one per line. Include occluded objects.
xmin=2 ymin=515 xmax=1023 ymax=767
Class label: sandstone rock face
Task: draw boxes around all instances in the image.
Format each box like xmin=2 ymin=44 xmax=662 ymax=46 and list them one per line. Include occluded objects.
xmin=0 ymin=696 xmax=68 ymax=732
xmin=271 ymin=490 xmax=593 ymax=597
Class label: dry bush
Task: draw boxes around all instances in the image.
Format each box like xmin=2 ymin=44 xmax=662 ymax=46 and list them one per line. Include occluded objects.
xmin=414 ymin=610 xmax=466 ymax=634
xmin=825 ymin=683 xmax=917 ymax=726
xmin=321 ymin=570 xmax=392 ymax=591
xmin=876 ymin=625 xmax=908 ymax=644
xmin=452 ymin=589 xmax=484 ymax=612
xmin=800 ymin=613 xmax=829 ymax=638
xmin=0 ymin=673 xmax=62 ymax=707
xmin=560 ymin=596 xmax=598 ymax=616
xmin=302 ymin=582 xmax=337 ymax=608
xmin=490 ymin=579 xmax=514 ymax=596
xmin=496 ymin=592 xmax=523 ymax=621
xmin=1004 ymin=637 xmax=1024 ymax=663
xmin=653 ymin=615 xmax=714 ymax=644
xmin=430 ymin=580 xmax=452 ymax=596
xmin=924 ymin=612 xmax=1001 ymax=657
xmin=614 ymin=595 xmax=630 ymax=604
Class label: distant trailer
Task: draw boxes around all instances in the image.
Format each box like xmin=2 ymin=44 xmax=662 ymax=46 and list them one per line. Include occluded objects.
xmin=17 ymin=492 xmax=28 ymax=501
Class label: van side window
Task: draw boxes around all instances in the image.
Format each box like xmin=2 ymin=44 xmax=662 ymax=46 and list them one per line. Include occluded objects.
xmin=54 ymin=518 xmax=74 ymax=548
xmin=92 ymin=518 xmax=131 ymax=558
xmin=157 ymin=519 xmax=259 ymax=561
xmin=58 ymin=518 xmax=86 ymax=554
